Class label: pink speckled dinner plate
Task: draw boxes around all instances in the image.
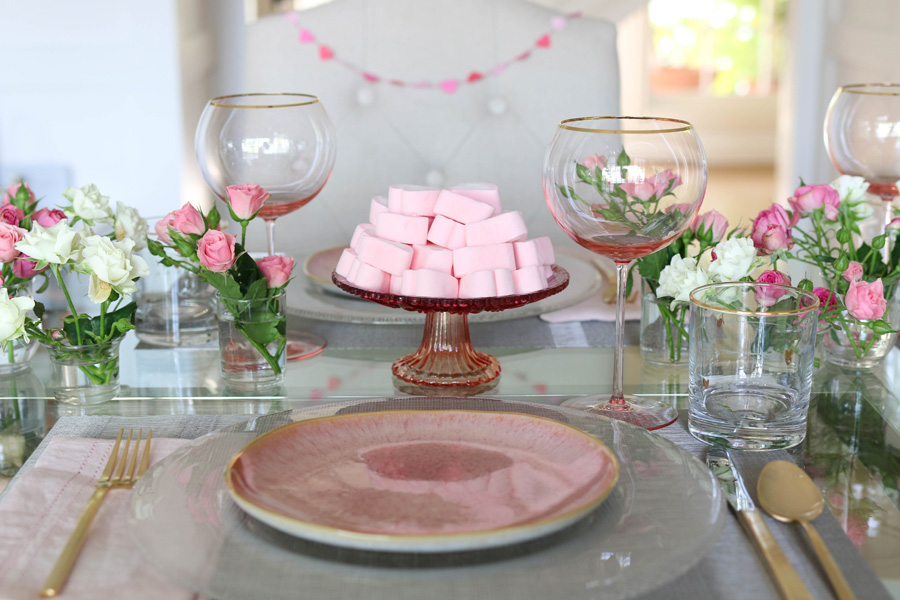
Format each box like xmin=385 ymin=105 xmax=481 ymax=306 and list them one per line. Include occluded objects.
xmin=225 ymin=410 xmax=619 ymax=552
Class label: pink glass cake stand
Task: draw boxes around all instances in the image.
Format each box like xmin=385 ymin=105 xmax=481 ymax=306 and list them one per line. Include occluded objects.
xmin=332 ymin=265 xmax=569 ymax=387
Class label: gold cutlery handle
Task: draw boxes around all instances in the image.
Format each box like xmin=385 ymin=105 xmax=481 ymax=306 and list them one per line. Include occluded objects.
xmin=800 ymin=520 xmax=857 ymax=600
xmin=41 ymin=486 xmax=112 ymax=598
xmin=738 ymin=510 xmax=815 ymax=600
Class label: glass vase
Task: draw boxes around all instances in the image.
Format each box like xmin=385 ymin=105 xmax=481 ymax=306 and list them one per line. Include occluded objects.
xmin=640 ymin=281 xmax=689 ymax=366
xmin=216 ymin=291 xmax=287 ymax=391
xmin=0 ymin=368 xmax=45 ymax=477
xmin=0 ymin=282 xmax=38 ymax=373
xmin=45 ymin=338 xmax=122 ymax=405
xmin=821 ymin=298 xmax=900 ymax=369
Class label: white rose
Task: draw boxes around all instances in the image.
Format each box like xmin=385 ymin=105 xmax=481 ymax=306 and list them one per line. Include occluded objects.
xmin=657 ymin=255 xmax=710 ymax=304
xmin=0 ymin=289 xmax=35 ymax=344
xmin=830 ymin=175 xmax=870 ymax=204
xmin=113 ymin=202 xmax=149 ymax=250
xmin=78 ymin=235 xmax=150 ymax=302
xmin=708 ymin=237 xmax=761 ymax=282
xmin=15 ymin=221 xmax=81 ymax=265
xmin=62 ymin=184 xmax=114 ymax=224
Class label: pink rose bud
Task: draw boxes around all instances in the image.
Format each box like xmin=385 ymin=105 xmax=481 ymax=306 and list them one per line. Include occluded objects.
xmin=888 ymin=217 xmax=900 ymax=231
xmin=154 ymin=212 xmax=178 ymax=244
xmin=845 ymin=278 xmax=887 ymax=321
xmin=196 ymin=230 xmax=236 ymax=273
xmin=755 ymin=270 xmax=792 ymax=307
xmin=789 ymin=184 xmax=838 ymax=218
xmin=0 ymin=204 xmax=24 ymax=226
xmin=0 ymin=223 xmax=25 ymax=263
xmin=256 ymin=254 xmax=294 ymax=288
xmin=812 ymin=286 xmax=839 ymax=321
xmin=225 ymin=184 xmax=270 ymax=220
xmin=580 ymin=154 xmax=607 ymax=172
xmin=3 ymin=183 xmax=35 ymax=205
xmin=12 ymin=255 xmax=46 ymax=279
xmin=842 ymin=261 xmax=864 ymax=283
xmin=751 ymin=204 xmax=793 ymax=254
xmin=171 ymin=203 xmax=205 ymax=236
xmin=651 ymin=169 xmax=682 ymax=197
xmin=620 ymin=181 xmax=656 ymax=201
xmin=693 ymin=210 xmax=729 ymax=242
xmin=31 ymin=207 xmax=66 ymax=228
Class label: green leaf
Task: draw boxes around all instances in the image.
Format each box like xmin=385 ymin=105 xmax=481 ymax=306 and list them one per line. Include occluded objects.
xmin=202 ymin=270 xmax=242 ymax=299
xmin=797 ymin=278 xmax=814 ymax=292
xmin=636 ymin=248 xmax=672 ymax=284
xmin=240 ymin=318 xmax=282 ymax=348
xmin=231 ymin=243 xmax=264 ymax=295
xmin=169 ymin=230 xmax=197 ymax=259
xmin=870 ymin=320 xmax=896 ymax=335
xmin=616 ymin=149 xmax=631 ymax=167
xmin=244 ymin=277 xmax=269 ymax=300
xmin=32 ymin=301 xmax=45 ymax=319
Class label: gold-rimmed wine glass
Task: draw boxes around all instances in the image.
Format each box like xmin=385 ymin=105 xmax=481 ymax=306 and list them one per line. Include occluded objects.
xmin=824 ymin=83 xmax=900 ymax=238
xmin=195 ymin=92 xmax=337 ymax=360
xmin=543 ymin=116 xmax=707 ymax=429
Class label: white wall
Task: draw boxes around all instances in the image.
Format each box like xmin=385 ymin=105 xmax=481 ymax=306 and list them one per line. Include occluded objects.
xmin=0 ymin=0 xmax=184 ymax=218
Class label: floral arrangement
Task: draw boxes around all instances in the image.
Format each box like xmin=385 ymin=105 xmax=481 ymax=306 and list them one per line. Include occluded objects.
xmin=750 ymin=175 xmax=898 ymax=362
xmin=0 ymin=182 xmax=150 ymax=384
xmin=147 ymin=184 xmax=294 ymax=376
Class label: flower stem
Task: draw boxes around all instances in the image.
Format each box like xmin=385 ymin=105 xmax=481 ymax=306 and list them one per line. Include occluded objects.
xmin=52 ymin=264 xmax=82 ymax=345
xmin=5 ymin=342 xmax=13 ymax=365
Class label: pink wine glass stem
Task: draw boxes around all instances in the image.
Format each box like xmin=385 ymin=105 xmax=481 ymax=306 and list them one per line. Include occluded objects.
xmin=610 ymin=261 xmax=628 ymax=404
xmin=264 ymin=218 xmax=277 ymax=256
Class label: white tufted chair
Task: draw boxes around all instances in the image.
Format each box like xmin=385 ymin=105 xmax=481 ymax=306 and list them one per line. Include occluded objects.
xmin=243 ymin=0 xmax=621 ymax=261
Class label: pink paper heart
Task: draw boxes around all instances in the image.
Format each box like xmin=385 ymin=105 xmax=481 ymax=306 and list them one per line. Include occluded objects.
xmin=536 ymin=34 xmax=551 ymax=48
xmin=299 ymin=28 xmax=315 ymax=43
xmin=283 ymin=13 xmax=300 ymax=25
xmin=439 ymin=79 xmax=459 ymax=94
xmin=363 ymin=72 xmax=379 ymax=83
xmin=551 ymin=16 xmax=567 ymax=31
xmin=517 ymin=50 xmax=532 ymax=61
xmin=414 ymin=81 xmax=433 ymax=89
xmin=490 ymin=63 xmax=509 ymax=76
xmin=319 ymin=45 xmax=334 ymax=60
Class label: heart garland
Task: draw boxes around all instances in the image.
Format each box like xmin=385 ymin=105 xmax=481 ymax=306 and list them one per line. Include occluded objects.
xmin=282 ymin=11 xmax=583 ymax=94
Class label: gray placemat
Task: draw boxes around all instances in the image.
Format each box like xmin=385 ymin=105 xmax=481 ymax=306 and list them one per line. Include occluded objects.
xmin=5 ymin=409 xmax=892 ymax=600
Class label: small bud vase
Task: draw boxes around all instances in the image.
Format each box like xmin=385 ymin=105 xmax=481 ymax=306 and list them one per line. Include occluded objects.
xmin=216 ymin=291 xmax=287 ymax=391
xmin=640 ymin=281 xmax=689 ymax=366
xmin=44 ymin=338 xmax=122 ymax=405
xmin=821 ymin=297 xmax=900 ymax=369
xmin=0 ymin=283 xmax=38 ymax=374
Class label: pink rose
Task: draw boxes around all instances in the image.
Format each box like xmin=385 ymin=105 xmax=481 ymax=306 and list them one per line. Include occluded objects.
xmin=845 ymin=278 xmax=887 ymax=320
xmin=256 ymin=255 xmax=294 ymax=288
xmin=171 ymin=203 xmax=205 ymax=236
xmin=755 ymin=270 xmax=792 ymax=306
xmin=789 ymin=184 xmax=839 ymax=219
xmin=196 ymin=230 xmax=236 ymax=273
xmin=12 ymin=255 xmax=46 ymax=279
xmin=812 ymin=286 xmax=839 ymax=321
xmin=651 ymin=169 xmax=682 ymax=197
xmin=580 ymin=154 xmax=607 ymax=172
xmin=0 ymin=204 xmax=23 ymax=226
xmin=842 ymin=261 xmax=864 ymax=283
xmin=888 ymin=217 xmax=900 ymax=232
xmin=31 ymin=207 xmax=66 ymax=228
xmin=751 ymin=204 xmax=793 ymax=254
xmin=0 ymin=223 xmax=25 ymax=263
xmin=154 ymin=213 xmax=177 ymax=244
xmin=225 ymin=184 xmax=270 ymax=220
xmin=692 ymin=210 xmax=729 ymax=242
xmin=620 ymin=181 xmax=656 ymax=201
xmin=3 ymin=183 xmax=35 ymax=205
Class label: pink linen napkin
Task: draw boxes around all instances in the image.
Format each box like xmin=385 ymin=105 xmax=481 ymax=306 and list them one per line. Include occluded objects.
xmin=0 ymin=437 xmax=193 ymax=600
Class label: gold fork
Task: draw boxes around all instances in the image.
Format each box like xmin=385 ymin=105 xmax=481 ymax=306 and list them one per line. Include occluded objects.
xmin=41 ymin=428 xmax=152 ymax=598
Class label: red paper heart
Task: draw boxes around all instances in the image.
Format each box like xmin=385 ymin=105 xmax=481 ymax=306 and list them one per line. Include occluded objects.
xmin=467 ymin=71 xmax=484 ymax=83
xmin=319 ymin=45 xmax=334 ymax=60
xmin=536 ymin=34 xmax=551 ymax=48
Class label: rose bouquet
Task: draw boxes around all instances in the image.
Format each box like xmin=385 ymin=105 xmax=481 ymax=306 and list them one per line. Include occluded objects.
xmin=147 ymin=184 xmax=294 ymax=386
xmin=751 ymin=175 xmax=899 ymax=367
xmin=0 ymin=182 xmax=151 ymax=398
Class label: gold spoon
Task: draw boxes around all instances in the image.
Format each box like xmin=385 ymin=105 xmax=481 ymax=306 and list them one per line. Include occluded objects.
xmin=757 ymin=460 xmax=857 ymax=600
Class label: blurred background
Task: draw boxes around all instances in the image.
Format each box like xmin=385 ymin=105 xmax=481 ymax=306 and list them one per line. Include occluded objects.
xmin=1 ymin=0 xmax=898 ymax=238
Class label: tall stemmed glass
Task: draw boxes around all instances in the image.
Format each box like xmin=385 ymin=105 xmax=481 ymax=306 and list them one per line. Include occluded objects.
xmin=824 ymin=84 xmax=900 ymax=239
xmin=196 ymin=93 xmax=337 ymax=360
xmin=544 ymin=117 xmax=707 ymax=429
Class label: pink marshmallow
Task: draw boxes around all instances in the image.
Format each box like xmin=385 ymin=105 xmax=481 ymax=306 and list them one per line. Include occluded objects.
xmin=535 ymin=237 xmax=555 ymax=265
xmin=400 ymin=270 xmax=418 ymax=296
xmin=410 ymin=244 xmax=453 ymax=274
xmin=513 ymin=239 xmax=542 ymax=268
xmin=399 ymin=186 xmax=441 ymax=217
xmin=369 ymin=196 xmax=389 ymax=225
xmin=357 ymin=235 xmax=414 ymax=276
xmin=458 ymin=270 xmax=496 ymax=299
xmin=350 ymin=223 xmax=374 ymax=251
xmin=335 ymin=248 xmax=357 ymax=278
xmin=389 ymin=274 xmax=403 ymax=295
xmin=451 ymin=183 xmax=502 ymax=213
xmin=350 ymin=261 xmax=391 ymax=293
xmin=544 ymin=265 xmax=554 ymax=280
xmin=512 ymin=265 xmax=548 ymax=295
xmin=452 ymin=243 xmax=516 ymax=278
xmin=465 ymin=211 xmax=528 ymax=247
xmin=387 ymin=185 xmax=405 ymax=213
xmin=427 ymin=215 xmax=467 ymax=250
xmin=375 ymin=212 xmax=430 ymax=245
xmin=433 ymin=189 xmax=495 ymax=224
xmin=414 ymin=269 xmax=458 ymax=298
xmin=494 ymin=269 xmax=515 ymax=296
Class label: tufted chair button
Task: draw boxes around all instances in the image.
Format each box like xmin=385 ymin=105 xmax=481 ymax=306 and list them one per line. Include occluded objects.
xmin=488 ymin=97 xmax=508 ymax=116
xmin=356 ymin=87 xmax=376 ymax=106
xmin=425 ymin=169 xmax=445 ymax=187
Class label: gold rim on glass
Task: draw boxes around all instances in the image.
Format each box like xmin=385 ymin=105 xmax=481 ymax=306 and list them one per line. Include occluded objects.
xmin=559 ymin=116 xmax=693 ymax=134
xmin=689 ymin=282 xmax=820 ymax=316
xmin=838 ymin=83 xmax=900 ymax=97
xmin=209 ymin=92 xmax=320 ymax=109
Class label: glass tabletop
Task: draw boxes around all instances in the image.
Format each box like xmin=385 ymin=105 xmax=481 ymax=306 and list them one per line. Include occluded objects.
xmin=0 ymin=328 xmax=898 ymax=597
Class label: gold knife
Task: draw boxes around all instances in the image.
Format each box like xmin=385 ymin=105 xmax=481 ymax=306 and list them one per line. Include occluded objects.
xmin=707 ymin=449 xmax=814 ymax=600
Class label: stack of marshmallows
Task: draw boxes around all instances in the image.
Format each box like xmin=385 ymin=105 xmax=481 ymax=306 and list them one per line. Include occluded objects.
xmin=335 ymin=183 xmax=555 ymax=298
